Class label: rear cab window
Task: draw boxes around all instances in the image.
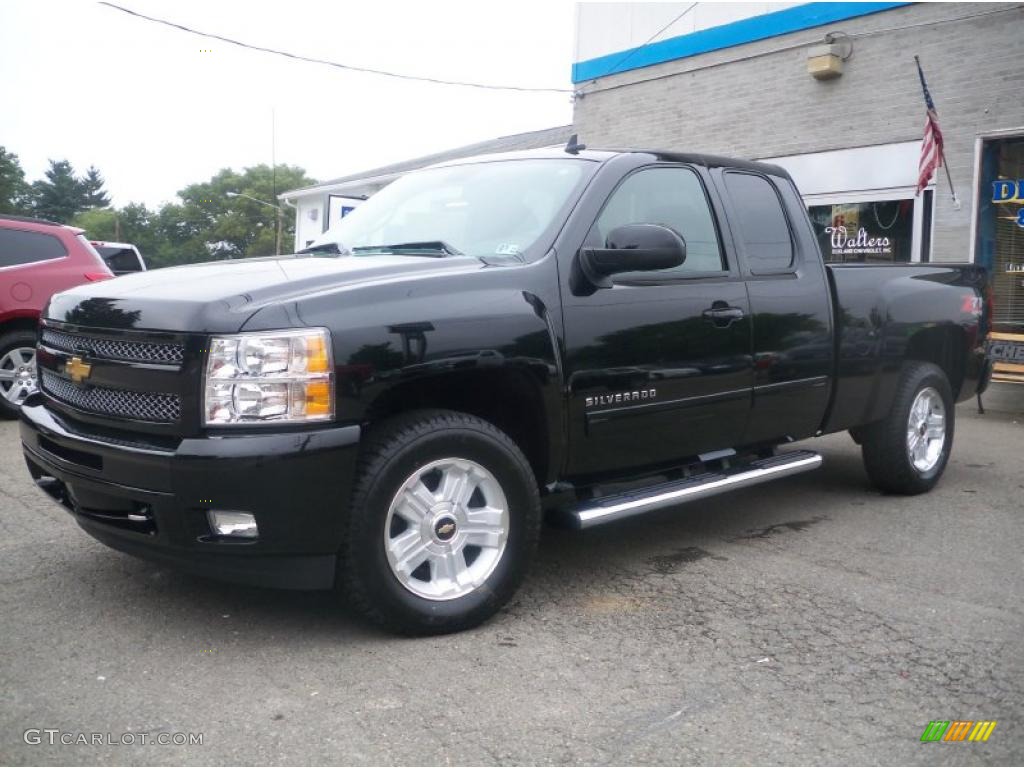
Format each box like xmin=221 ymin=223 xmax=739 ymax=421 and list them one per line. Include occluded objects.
xmin=95 ymin=244 xmax=142 ymax=272
xmin=0 ymin=227 xmax=68 ymax=268
xmin=722 ymin=171 xmax=795 ymax=274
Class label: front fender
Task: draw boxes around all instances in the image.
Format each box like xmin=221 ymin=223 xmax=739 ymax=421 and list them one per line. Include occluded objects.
xmin=244 ymin=258 xmax=567 ymax=482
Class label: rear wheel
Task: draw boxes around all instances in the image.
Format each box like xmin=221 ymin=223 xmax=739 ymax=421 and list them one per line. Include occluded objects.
xmin=341 ymin=410 xmax=541 ymax=634
xmin=860 ymin=362 xmax=954 ymax=494
xmin=0 ymin=330 xmax=38 ymax=418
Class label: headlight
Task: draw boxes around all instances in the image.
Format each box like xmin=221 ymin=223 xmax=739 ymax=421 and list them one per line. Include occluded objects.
xmin=203 ymin=329 xmax=334 ymax=426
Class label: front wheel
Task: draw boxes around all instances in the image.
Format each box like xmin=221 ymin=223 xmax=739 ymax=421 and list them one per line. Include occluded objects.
xmin=860 ymin=361 xmax=954 ymax=495
xmin=341 ymin=410 xmax=541 ymax=634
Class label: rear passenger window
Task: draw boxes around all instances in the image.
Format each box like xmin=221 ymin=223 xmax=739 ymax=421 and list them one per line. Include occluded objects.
xmin=0 ymin=228 xmax=68 ymax=267
xmin=723 ymin=172 xmax=794 ymax=273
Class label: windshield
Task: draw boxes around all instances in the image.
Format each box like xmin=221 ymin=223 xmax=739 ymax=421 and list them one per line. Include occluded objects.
xmin=308 ymin=159 xmax=592 ymax=259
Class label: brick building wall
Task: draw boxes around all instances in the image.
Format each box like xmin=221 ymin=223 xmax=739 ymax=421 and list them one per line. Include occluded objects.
xmin=571 ymin=3 xmax=1024 ymax=263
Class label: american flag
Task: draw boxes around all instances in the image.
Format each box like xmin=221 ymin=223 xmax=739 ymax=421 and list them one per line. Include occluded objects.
xmin=915 ymin=56 xmax=944 ymax=195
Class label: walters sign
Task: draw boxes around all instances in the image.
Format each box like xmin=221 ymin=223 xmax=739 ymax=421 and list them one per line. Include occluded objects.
xmin=824 ymin=225 xmax=892 ymax=257
xmin=824 ymin=202 xmax=894 ymax=258
xmin=809 ymin=200 xmax=911 ymax=262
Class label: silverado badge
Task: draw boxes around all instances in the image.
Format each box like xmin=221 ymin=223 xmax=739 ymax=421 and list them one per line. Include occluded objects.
xmin=585 ymin=388 xmax=657 ymax=408
xmin=65 ymin=356 xmax=92 ymax=385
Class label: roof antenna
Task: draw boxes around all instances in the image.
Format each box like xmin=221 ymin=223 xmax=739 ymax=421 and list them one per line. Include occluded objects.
xmin=565 ymin=133 xmax=586 ymax=155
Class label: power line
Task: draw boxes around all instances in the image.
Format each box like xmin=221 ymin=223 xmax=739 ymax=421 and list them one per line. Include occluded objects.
xmin=98 ymin=1 xmax=572 ymax=94
xmin=594 ymin=3 xmax=698 ymax=80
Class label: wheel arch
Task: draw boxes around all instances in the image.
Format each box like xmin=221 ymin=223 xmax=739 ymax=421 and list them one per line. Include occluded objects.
xmin=904 ymin=325 xmax=966 ymax=399
xmin=0 ymin=314 xmax=41 ymax=338
xmin=364 ymin=367 xmax=559 ymax=487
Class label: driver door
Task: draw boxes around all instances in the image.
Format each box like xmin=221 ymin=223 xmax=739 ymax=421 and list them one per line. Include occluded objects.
xmin=561 ymin=164 xmax=753 ymax=477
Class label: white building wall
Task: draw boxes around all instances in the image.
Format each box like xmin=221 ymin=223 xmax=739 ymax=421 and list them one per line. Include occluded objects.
xmin=293 ymin=198 xmax=324 ymax=252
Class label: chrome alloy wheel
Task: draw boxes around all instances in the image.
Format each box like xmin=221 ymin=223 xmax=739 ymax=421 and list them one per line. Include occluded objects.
xmin=384 ymin=457 xmax=510 ymax=601
xmin=0 ymin=346 xmax=37 ymax=406
xmin=906 ymin=386 xmax=946 ymax=473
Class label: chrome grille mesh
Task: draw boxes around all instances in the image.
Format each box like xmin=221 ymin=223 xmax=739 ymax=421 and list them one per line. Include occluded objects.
xmin=41 ymin=328 xmax=184 ymax=365
xmin=41 ymin=370 xmax=181 ymax=423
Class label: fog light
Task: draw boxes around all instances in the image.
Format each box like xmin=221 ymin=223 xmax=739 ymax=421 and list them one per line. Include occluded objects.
xmin=208 ymin=510 xmax=258 ymax=538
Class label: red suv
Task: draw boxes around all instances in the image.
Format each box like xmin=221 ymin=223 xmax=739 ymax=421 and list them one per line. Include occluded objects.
xmin=0 ymin=215 xmax=113 ymax=417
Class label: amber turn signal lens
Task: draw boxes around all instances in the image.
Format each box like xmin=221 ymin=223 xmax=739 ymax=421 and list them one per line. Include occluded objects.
xmin=304 ymin=380 xmax=332 ymax=416
xmin=304 ymin=334 xmax=331 ymax=374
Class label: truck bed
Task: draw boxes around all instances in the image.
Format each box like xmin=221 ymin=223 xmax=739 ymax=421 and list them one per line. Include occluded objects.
xmin=823 ymin=262 xmax=988 ymax=434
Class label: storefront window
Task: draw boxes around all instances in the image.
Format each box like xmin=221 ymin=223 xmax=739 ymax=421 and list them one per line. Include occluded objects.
xmin=977 ymin=136 xmax=1024 ymax=334
xmin=977 ymin=135 xmax=1024 ymax=383
xmin=808 ymin=199 xmax=915 ymax=263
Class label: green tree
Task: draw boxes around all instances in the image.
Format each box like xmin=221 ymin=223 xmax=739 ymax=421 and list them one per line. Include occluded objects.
xmin=0 ymin=147 xmax=31 ymax=215
xmin=31 ymin=159 xmax=85 ymax=222
xmin=80 ymin=166 xmax=111 ymax=209
xmin=53 ymin=162 xmax=316 ymax=269
xmin=73 ymin=202 xmax=164 ymax=264
xmin=176 ymin=164 xmax=314 ymax=259
xmin=72 ymin=207 xmax=119 ymax=240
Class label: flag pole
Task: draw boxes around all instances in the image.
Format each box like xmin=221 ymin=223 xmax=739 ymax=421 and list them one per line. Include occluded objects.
xmin=915 ymin=55 xmax=960 ymax=209
xmin=939 ymin=148 xmax=960 ymax=210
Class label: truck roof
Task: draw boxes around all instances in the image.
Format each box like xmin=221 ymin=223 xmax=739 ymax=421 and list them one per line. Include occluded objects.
xmin=429 ymin=146 xmax=790 ymax=180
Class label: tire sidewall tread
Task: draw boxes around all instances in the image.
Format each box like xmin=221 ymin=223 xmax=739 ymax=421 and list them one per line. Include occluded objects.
xmin=861 ymin=361 xmax=955 ymax=495
xmin=341 ymin=409 xmax=541 ymax=635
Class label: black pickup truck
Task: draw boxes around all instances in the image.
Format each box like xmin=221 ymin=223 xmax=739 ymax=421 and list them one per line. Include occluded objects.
xmin=20 ymin=146 xmax=989 ymax=633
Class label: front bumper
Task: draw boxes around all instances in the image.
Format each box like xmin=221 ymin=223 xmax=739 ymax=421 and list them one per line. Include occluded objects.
xmin=19 ymin=399 xmax=361 ymax=590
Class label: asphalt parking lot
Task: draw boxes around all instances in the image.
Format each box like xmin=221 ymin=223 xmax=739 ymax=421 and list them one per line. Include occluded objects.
xmin=2 ymin=389 xmax=1023 ymax=766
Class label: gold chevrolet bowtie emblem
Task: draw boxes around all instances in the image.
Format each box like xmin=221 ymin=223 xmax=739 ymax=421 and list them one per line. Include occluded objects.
xmin=65 ymin=356 xmax=92 ymax=385
xmin=437 ymin=522 xmax=456 ymax=537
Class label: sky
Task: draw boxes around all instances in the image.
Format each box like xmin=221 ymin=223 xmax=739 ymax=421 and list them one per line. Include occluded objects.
xmin=0 ymin=0 xmax=577 ymax=208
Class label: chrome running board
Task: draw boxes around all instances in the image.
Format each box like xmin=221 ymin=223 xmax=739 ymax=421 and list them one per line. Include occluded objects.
xmin=567 ymin=450 xmax=822 ymax=529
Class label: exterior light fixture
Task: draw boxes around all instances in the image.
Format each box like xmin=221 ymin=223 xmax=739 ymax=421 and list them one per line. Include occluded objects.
xmin=208 ymin=510 xmax=259 ymax=539
xmin=808 ymin=32 xmax=853 ymax=80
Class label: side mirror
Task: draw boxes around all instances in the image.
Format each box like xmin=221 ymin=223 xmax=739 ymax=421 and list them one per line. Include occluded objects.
xmin=579 ymin=224 xmax=686 ymax=288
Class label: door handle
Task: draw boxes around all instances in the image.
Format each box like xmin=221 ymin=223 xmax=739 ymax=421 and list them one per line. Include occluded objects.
xmin=702 ymin=305 xmax=745 ymax=326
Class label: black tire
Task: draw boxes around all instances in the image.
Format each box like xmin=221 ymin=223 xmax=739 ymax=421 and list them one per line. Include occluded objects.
xmin=341 ymin=409 xmax=541 ymax=635
xmin=860 ymin=361 xmax=955 ymax=495
xmin=0 ymin=330 xmax=38 ymax=419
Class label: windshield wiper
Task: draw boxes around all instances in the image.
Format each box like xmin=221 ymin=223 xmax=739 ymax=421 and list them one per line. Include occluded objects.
xmin=352 ymin=241 xmax=463 ymax=257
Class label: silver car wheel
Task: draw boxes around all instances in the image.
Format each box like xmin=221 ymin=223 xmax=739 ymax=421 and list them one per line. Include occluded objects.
xmin=384 ymin=457 xmax=510 ymax=601
xmin=0 ymin=346 xmax=37 ymax=406
xmin=906 ymin=386 xmax=946 ymax=473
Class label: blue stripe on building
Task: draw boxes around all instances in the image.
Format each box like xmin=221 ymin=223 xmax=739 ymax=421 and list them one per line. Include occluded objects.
xmin=571 ymin=2 xmax=911 ymax=83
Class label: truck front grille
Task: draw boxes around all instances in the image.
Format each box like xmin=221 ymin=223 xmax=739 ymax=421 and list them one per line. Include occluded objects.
xmin=41 ymin=370 xmax=182 ymax=424
xmin=41 ymin=328 xmax=184 ymax=365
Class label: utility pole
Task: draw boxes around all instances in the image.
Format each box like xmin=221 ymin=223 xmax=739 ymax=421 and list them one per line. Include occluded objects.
xmin=226 ymin=191 xmax=284 ymax=256
xmin=272 ymin=107 xmax=280 ymax=255
xmin=276 ymin=206 xmax=283 ymax=256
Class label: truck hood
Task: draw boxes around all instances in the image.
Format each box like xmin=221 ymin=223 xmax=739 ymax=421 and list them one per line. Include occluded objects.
xmin=46 ymin=253 xmax=485 ymax=333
